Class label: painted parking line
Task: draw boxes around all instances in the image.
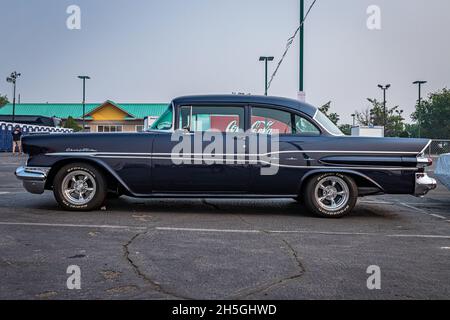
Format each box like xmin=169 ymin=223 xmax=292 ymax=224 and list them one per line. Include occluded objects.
xmin=0 ymin=221 xmax=147 ymax=230
xmin=400 ymin=203 xmax=448 ymax=221
xmin=0 ymin=192 xmax=10 ymax=195
xmin=155 ymin=227 xmax=450 ymax=239
xmin=359 ymin=200 xmax=393 ymax=205
xmin=0 ymin=222 xmax=449 ymax=239
xmin=360 ymin=200 xmax=449 ymax=206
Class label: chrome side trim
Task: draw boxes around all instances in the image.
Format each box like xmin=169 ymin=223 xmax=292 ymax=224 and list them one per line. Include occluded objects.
xmin=46 ymin=151 xmax=417 ymax=171
xmin=46 ymin=150 xmax=420 ymax=157
xmin=44 ymin=152 xmax=419 ymax=171
xmin=419 ymin=139 xmax=432 ymax=155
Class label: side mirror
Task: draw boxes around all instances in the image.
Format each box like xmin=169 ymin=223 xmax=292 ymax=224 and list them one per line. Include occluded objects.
xmin=182 ymin=125 xmax=191 ymax=133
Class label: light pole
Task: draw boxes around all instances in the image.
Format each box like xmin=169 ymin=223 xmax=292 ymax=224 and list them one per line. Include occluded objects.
xmin=259 ymin=56 xmax=274 ymax=96
xmin=377 ymin=84 xmax=391 ymax=128
xmin=413 ymin=80 xmax=427 ymax=138
xmin=6 ymin=71 xmax=21 ymax=123
xmin=299 ymin=0 xmax=304 ymax=97
xmin=77 ymin=75 xmax=90 ymax=131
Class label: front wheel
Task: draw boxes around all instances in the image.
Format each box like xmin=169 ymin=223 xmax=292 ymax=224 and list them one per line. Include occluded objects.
xmin=304 ymin=173 xmax=358 ymax=218
xmin=53 ymin=163 xmax=107 ymax=211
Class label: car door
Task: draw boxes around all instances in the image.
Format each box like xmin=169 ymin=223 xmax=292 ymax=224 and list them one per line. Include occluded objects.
xmin=151 ymin=104 xmax=250 ymax=193
xmin=248 ymin=105 xmax=321 ymax=195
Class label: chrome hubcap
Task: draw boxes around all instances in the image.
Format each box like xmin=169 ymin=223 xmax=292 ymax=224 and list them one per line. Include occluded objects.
xmin=62 ymin=171 xmax=96 ymax=205
xmin=314 ymin=176 xmax=349 ymax=211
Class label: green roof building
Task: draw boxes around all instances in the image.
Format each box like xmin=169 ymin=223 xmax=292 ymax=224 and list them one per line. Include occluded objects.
xmin=0 ymin=100 xmax=168 ymax=132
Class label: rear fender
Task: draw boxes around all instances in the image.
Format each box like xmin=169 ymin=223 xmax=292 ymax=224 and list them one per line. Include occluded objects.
xmin=298 ymin=169 xmax=384 ymax=196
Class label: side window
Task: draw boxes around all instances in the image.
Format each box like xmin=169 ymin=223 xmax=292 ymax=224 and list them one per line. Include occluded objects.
xmin=251 ymin=107 xmax=292 ymax=134
xmin=294 ymin=115 xmax=320 ymax=135
xmin=151 ymin=105 xmax=173 ymax=131
xmin=179 ymin=106 xmax=244 ymax=133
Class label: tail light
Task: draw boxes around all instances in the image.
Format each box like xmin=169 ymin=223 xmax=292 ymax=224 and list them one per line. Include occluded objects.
xmin=417 ymin=155 xmax=433 ymax=168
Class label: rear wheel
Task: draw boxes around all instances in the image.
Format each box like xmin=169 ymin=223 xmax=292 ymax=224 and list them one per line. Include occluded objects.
xmin=304 ymin=173 xmax=357 ymax=218
xmin=53 ymin=163 xmax=107 ymax=211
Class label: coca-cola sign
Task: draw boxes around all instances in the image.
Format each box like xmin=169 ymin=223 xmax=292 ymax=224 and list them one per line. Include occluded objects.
xmin=208 ymin=115 xmax=290 ymax=134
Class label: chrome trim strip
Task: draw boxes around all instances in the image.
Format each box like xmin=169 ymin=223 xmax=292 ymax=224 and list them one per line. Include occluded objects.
xmin=419 ymin=139 xmax=432 ymax=155
xmin=47 ymin=150 xmax=420 ymax=157
xmin=44 ymin=152 xmax=418 ymax=171
xmin=313 ymin=110 xmax=345 ymax=137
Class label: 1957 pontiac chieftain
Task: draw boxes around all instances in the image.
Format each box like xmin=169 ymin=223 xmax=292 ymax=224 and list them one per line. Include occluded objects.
xmin=15 ymin=95 xmax=436 ymax=218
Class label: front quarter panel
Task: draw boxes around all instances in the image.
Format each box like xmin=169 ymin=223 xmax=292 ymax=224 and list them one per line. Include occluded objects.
xmin=24 ymin=133 xmax=154 ymax=195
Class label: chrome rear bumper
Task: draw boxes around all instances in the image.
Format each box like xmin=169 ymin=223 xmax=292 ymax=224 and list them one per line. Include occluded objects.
xmin=15 ymin=166 xmax=50 ymax=194
xmin=414 ymin=173 xmax=437 ymax=197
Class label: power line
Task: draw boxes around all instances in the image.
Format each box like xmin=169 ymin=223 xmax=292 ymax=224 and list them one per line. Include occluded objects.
xmin=267 ymin=0 xmax=318 ymax=90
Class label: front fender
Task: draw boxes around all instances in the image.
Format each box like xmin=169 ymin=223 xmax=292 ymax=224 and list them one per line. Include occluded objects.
xmin=43 ymin=156 xmax=137 ymax=196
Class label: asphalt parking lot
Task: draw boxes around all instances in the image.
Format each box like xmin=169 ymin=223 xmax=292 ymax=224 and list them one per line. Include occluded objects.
xmin=0 ymin=153 xmax=449 ymax=300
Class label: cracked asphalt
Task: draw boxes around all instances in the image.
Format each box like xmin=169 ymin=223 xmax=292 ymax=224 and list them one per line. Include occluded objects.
xmin=0 ymin=153 xmax=449 ymax=299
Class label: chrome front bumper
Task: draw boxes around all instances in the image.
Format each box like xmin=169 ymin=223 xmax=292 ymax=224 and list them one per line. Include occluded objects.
xmin=15 ymin=166 xmax=50 ymax=194
xmin=414 ymin=172 xmax=437 ymax=197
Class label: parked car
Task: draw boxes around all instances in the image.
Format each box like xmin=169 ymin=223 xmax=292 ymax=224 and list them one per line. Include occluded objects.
xmin=15 ymin=95 xmax=436 ymax=218
xmin=435 ymin=153 xmax=450 ymax=191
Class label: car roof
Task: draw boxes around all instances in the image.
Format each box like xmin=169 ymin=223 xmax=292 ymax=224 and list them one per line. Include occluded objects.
xmin=171 ymin=95 xmax=318 ymax=117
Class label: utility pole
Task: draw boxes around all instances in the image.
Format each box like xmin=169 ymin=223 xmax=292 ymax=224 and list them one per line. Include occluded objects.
xmin=259 ymin=56 xmax=274 ymax=95
xmin=298 ymin=0 xmax=305 ymax=102
xmin=6 ymin=71 xmax=21 ymax=123
xmin=77 ymin=75 xmax=91 ymax=131
xmin=413 ymin=80 xmax=427 ymax=138
xmin=377 ymin=84 xmax=391 ymax=129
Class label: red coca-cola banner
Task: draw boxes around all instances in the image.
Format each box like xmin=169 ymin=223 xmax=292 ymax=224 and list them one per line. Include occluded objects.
xmin=209 ymin=115 xmax=290 ymax=134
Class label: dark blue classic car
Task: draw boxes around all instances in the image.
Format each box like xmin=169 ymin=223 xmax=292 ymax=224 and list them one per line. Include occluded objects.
xmin=15 ymin=95 xmax=436 ymax=218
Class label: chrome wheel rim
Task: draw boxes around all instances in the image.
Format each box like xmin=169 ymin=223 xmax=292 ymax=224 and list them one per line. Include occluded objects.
xmin=61 ymin=170 xmax=96 ymax=205
xmin=314 ymin=176 xmax=349 ymax=212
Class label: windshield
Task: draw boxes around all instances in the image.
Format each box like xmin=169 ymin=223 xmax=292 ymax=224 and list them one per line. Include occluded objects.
xmin=314 ymin=111 xmax=344 ymax=136
xmin=150 ymin=104 xmax=173 ymax=131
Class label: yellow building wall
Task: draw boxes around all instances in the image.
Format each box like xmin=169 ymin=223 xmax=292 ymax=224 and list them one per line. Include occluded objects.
xmin=91 ymin=103 xmax=128 ymax=121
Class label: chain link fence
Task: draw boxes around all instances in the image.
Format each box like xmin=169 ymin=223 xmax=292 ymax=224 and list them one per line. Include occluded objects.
xmin=427 ymin=140 xmax=450 ymax=156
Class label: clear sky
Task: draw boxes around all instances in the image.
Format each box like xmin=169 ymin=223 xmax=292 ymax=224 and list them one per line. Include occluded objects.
xmin=1 ymin=0 xmax=449 ymax=123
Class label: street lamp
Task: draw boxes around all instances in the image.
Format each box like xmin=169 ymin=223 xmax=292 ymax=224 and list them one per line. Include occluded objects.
xmin=413 ymin=80 xmax=427 ymax=138
xmin=377 ymin=84 xmax=391 ymax=128
xmin=77 ymin=75 xmax=91 ymax=131
xmin=6 ymin=71 xmax=21 ymax=123
xmin=299 ymin=0 xmax=305 ymax=97
xmin=259 ymin=56 xmax=274 ymax=96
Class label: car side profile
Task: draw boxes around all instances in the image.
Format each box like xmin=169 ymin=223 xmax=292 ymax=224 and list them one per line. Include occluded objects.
xmin=15 ymin=95 xmax=436 ymax=218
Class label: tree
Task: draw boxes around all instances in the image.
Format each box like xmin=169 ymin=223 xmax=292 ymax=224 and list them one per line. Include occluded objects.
xmin=355 ymin=108 xmax=371 ymax=126
xmin=319 ymin=101 xmax=340 ymax=125
xmin=318 ymin=101 xmax=354 ymax=135
xmin=0 ymin=94 xmax=9 ymax=107
xmin=339 ymin=124 xmax=352 ymax=135
xmin=63 ymin=116 xmax=82 ymax=132
xmin=411 ymin=88 xmax=450 ymax=139
xmin=355 ymin=98 xmax=407 ymax=137
xmin=404 ymin=123 xmax=419 ymax=138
